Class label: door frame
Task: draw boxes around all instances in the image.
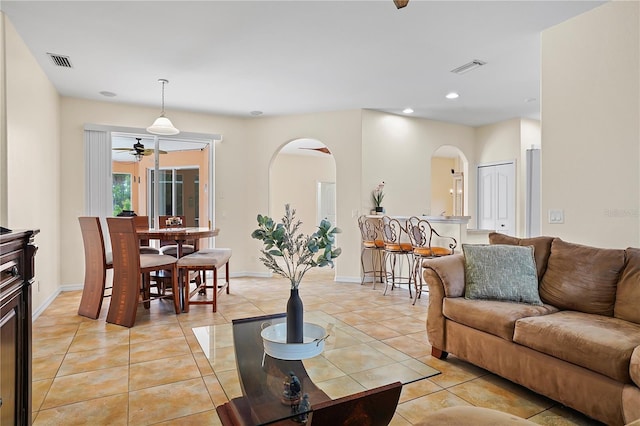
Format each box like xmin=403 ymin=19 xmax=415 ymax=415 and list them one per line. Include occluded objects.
xmin=83 ymin=124 xmax=220 ymax=243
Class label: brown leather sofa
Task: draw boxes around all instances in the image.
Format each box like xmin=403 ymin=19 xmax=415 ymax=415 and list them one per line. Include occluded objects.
xmin=423 ymin=234 xmax=640 ymax=425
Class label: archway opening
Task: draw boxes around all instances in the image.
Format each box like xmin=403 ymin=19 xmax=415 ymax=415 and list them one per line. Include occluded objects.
xmin=269 ymin=138 xmax=337 ymax=280
xmin=430 ymin=146 xmax=468 ymax=217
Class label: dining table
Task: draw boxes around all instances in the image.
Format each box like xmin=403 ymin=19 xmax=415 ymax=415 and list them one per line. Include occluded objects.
xmin=136 ymin=227 xmax=220 ymax=258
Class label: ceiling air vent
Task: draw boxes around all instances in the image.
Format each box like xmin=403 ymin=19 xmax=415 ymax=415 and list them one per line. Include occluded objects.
xmin=47 ymin=53 xmax=73 ymax=68
xmin=451 ymin=59 xmax=486 ymax=75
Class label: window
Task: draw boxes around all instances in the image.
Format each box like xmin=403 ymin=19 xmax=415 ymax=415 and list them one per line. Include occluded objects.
xmin=112 ymin=173 xmax=132 ymax=216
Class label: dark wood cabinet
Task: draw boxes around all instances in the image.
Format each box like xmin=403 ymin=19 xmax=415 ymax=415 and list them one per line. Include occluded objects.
xmin=1 ymin=230 xmax=38 ymax=426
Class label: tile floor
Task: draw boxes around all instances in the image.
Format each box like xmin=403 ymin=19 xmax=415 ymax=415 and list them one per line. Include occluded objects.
xmin=31 ymin=270 xmax=602 ymax=425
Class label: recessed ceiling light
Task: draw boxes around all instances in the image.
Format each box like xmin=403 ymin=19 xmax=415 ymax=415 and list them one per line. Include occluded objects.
xmin=445 ymin=92 xmax=459 ymax=100
xmin=99 ymin=91 xmax=117 ymax=97
xmin=402 ymin=108 xmax=414 ymax=114
xmin=250 ymin=110 xmax=263 ymax=116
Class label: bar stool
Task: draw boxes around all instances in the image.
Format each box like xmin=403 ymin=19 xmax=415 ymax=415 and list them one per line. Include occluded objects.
xmin=177 ymin=248 xmax=231 ymax=312
xmin=357 ymin=215 xmax=385 ymax=287
xmin=381 ymin=216 xmax=414 ymax=297
xmin=406 ymin=216 xmax=457 ymax=304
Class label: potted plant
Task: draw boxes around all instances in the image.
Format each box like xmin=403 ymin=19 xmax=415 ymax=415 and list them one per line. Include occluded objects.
xmin=372 ymin=181 xmax=385 ymax=213
xmin=251 ymin=204 xmax=341 ymax=343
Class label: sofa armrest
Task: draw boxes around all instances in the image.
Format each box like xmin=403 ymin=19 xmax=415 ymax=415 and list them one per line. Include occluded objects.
xmin=632 ymin=346 xmax=640 ymax=388
xmin=422 ymin=254 xmax=465 ymax=353
xmin=423 ymin=253 xmax=466 ymax=298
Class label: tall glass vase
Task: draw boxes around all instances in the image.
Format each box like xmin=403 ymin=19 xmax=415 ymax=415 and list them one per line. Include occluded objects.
xmin=286 ymin=288 xmax=304 ymax=343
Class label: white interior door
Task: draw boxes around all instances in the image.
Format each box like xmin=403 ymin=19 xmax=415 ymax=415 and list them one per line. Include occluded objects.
xmin=317 ymin=182 xmax=336 ymax=225
xmin=477 ymin=162 xmax=516 ymax=235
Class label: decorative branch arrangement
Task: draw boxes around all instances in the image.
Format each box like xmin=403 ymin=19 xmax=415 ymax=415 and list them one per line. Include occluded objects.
xmin=251 ymin=204 xmax=342 ymax=289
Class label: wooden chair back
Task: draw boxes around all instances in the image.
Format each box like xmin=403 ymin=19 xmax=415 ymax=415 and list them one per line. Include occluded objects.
xmin=106 ymin=217 xmax=142 ymax=327
xmin=106 ymin=217 xmax=180 ymax=327
xmin=158 ymin=215 xmax=198 ymax=251
xmin=77 ymin=217 xmax=112 ymax=319
xmin=307 ymin=381 xmax=402 ymax=425
xmin=133 ymin=215 xmax=152 ymax=247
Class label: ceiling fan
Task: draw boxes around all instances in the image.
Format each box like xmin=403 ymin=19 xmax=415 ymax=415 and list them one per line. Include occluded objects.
xmin=112 ymin=138 xmax=167 ymax=160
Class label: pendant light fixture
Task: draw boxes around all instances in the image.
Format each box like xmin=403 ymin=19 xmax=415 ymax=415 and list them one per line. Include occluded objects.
xmin=147 ymin=79 xmax=179 ymax=135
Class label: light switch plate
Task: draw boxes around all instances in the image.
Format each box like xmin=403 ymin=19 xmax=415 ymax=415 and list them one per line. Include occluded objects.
xmin=548 ymin=209 xmax=564 ymax=224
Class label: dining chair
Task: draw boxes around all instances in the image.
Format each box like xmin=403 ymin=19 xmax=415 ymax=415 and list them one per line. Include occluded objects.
xmin=106 ymin=217 xmax=180 ymax=327
xmin=381 ymin=216 xmax=414 ymax=298
xmin=406 ymin=216 xmax=457 ymax=304
xmin=177 ymin=248 xmax=231 ymax=312
xmin=77 ymin=217 xmax=113 ymax=319
xmin=133 ymin=215 xmax=161 ymax=254
xmin=357 ymin=215 xmax=385 ymax=288
xmin=158 ymin=215 xmax=197 ymax=257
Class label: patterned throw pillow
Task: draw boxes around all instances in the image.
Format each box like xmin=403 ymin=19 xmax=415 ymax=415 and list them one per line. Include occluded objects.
xmin=463 ymin=244 xmax=542 ymax=305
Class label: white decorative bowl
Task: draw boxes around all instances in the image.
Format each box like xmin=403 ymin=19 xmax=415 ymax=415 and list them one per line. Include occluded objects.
xmin=261 ymin=322 xmax=328 ymax=360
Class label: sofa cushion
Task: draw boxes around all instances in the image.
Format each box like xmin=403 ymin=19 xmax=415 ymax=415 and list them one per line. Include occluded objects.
xmin=513 ymin=311 xmax=640 ymax=383
xmin=443 ymin=297 xmax=559 ymax=341
xmin=463 ymin=244 xmax=542 ymax=305
xmin=416 ymin=406 xmax=537 ymax=426
xmin=489 ymin=233 xmax=554 ymax=281
xmin=615 ymin=247 xmax=640 ymax=324
xmin=631 ymin=346 xmax=640 ymax=388
xmin=539 ymin=239 xmax=625 ymax=316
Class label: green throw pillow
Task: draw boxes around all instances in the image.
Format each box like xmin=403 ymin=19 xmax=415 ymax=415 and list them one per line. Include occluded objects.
xmin=463 ymin=244 xmax=542 ymax=305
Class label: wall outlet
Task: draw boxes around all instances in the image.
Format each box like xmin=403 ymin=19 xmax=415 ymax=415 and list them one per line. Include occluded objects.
xmin=548 ymin=209 xmax=564 ymax=224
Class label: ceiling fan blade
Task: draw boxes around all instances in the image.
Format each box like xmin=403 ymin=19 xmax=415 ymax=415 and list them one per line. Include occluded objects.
xmin=299 ymin=147 xmax=331 ymax=155
xmin=113 ymin=148 xmax=135 ymax=151
xmin=142 ymin=149 xmax=168 ymax=155
xmin=394 ymin=0 xmax=409 ymax=9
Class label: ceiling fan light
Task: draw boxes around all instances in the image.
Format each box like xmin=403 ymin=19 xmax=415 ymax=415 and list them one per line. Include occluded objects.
xmin=147 ymin=116 xmax=180 ymax=135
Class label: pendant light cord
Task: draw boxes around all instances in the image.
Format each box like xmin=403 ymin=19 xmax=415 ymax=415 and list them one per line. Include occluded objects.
xmin=159 ymin=78 xmax=168 ymax=117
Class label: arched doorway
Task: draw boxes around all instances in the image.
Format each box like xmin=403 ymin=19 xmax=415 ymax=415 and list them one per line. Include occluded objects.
xmin=269 ymin=138 xmax=337 ymax=278
xmin=430 ymin=145 xmax=468 ymax=217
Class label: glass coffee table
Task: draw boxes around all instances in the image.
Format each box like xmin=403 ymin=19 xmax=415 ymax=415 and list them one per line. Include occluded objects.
xmin=193 ymin=311 xmax=439 ymax=425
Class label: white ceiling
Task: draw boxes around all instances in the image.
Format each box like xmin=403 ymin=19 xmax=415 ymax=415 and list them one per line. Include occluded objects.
xmin=2 ymin=0 xmax=604 ymax=127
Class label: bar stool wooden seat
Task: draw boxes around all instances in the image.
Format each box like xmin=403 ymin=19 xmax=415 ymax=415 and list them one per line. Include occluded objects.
xmin=177 ymin=248 xmax=231 ymax=312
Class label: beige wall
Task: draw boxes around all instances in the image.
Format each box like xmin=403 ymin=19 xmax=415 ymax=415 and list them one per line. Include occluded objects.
xmin=430 ymin=157 xmax=455 ymax=216
xmin=4 ymin=15 xmax=61 ymax=311
xmin=1 ymin=14 xmax=7 ymax=227
xmin=541 ymin=1 xmax=639 ymax=247
xmin=270 ymin=153 xmax=336 ymax=238
xmin=245 ymin=110 xmax=363 ymax=282
xmin=361 ymin=110 xmax=478 ymax=224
